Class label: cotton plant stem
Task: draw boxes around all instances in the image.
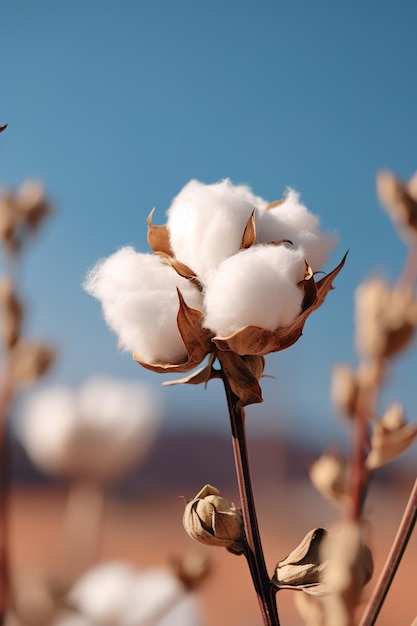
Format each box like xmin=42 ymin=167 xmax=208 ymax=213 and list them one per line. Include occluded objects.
xmin=0 ymin=368 xmax=14 ymax=626
xmin=53 ymin=481 xmax=106 ymax=592
xmin=359 ymin=477 xmax=417 ymax=626
xmin=221 ymin=373 xmax=279 ymax=626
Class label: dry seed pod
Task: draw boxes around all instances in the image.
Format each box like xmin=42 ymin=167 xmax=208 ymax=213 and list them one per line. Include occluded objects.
xmin=182 ymin=484 xmax=244 ymax=553
xmin=9 ymin=341 xmax=55 ymax=384
xmin=377 ymin=169 xmax=417 ymax=242
xmin=331 ymin=364 xmax=359 ymax=418
xmin=272 ymin=528 xmax=329 ymax=594
xmin=355 ymin=277 xmax=417 ymax=361
xmin=171 ymin=551 xmax=212 ymax=591
xmin=309 ymin=451 xmax=348 ymax=507
xmin=0 ymin=277 xmax=23 ymax=349
xmin=366 ymin=403 xmax=417 ymax=469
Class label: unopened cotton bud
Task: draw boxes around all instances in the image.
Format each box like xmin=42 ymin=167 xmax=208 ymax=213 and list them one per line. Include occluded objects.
xmin=183 ymin=484 xmax=244 ymax=553
xmin=309 ymin=451 xmax=348 ymax=506
xmin=331 ymin=364 xmax=359 ymax=418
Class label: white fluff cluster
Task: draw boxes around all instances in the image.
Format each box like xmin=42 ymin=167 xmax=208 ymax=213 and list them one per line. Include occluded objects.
xmin=85 ymin=179 xmax=337 ymax=360
xmin=204 ymin=244 xmax=306 ymax=336
xmin=167 ymin=178 xmax=268 ymax=282
xmin=257 ymin=188 xmax=337 ymax=272
xmin=19 ymin=377 xmax=161 ymax=481
xmin=84 ymin=248 xmax=203 ymax=364
xmin=65 ymin=561 xmax=204 ymax=626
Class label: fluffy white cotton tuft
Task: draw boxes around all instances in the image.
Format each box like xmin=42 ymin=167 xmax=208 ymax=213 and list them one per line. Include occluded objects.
xmin=84 ymin=247 xmax=203 ymax=364
xmin=203 ymin=244 xmax=306 ymax=336
xmin=167 ymin=179 xmax=268 ymax=282
xmin=19 ymin=377 xmax=162 ymax=481
xmin=257 ymin=189 xmax=338 ymax=271
xmin=67 ymin=561 xmax=204 ymax=626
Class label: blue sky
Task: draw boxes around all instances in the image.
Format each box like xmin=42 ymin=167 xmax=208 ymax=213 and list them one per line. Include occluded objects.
xmin=1 ymin=1 xmax=417 ymax=453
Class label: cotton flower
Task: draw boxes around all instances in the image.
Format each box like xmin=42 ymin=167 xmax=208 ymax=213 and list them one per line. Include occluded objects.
xmin=167 ymin=178 xmax=268 ymax=282
xmin=85 ymin=178 xmax=343 ymax=406
xmin=67 ymin=561 xmax=205 ymax=626
xmin=84 ymin=247 xmax=203 ymax=364
xmin=204 ymin=244 xmax=306 ymax=337
xmin=19 ymin=376 xmax=161 ymax=481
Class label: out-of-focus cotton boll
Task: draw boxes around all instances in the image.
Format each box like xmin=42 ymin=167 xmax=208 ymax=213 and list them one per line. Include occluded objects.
xmin=67 ymin=561 xmax=137 ymax=626
xmin=19 ymin=377 xmax=161 ymax=481
xmin=204 ymin=244 xmax=306 ymax=337
xmin=167 ymin=179 xmax=268 ymax=282
xmin=257 ymin=189 xmax=338 ymax=271
xmin=84 ymin=247 xmax=203 ymax=364
xmin=67 ymin=562 xmax=205 ymax=626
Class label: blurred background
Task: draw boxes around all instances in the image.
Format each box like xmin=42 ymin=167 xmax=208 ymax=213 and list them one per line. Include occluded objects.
xmin=1 ymin=2 xmax=416 ymax=625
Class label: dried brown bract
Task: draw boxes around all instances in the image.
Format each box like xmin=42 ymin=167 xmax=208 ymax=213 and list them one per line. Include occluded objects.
xmin=310 ymin=451 xmax=348 ymax=508
xmin=272 ymin=528 xmax=329 ymax=595
xmin=355 ymin=277 xmax=417 ymax=362
xmin=366 ymin=403 xmax=417 ymax=470
xmin=377 ymin=169 xmax=417 ymax=242
xmin=0 ymin=180 xmax=52 ymax=253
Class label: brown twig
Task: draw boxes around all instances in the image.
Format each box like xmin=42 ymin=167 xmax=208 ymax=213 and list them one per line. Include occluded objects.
xmin=359 ymin=477 xmax=417 ymax=626
xmin=221 ymin=370 xmax=279 ymax=626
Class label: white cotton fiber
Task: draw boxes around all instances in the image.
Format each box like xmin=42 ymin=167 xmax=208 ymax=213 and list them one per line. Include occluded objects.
xmin=257 ymin=189 xmax=338 ymax=271
xmin=84 ymin=247 xmax=203 ymax=364
xmin=19 ymin=378 xmax=162 ymax=481
xmin=203 ymin=244 xmax=306 ymax=337
xmin=167 ymin=178 xmax=268 ymax=282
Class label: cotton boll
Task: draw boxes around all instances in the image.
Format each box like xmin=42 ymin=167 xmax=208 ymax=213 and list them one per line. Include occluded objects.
xmin=124 ymin=568 xmax=186 ymax=625
xmin=157 ymin=594 xmax=205 ymax=626
xmin=167 ymin=179 xmax=268 ymax=282
xmin=68 ymin=563 xmax=204 ymax=626
xmin=67 ymin=561 xmax=137 ymax=626
xmin=84 ymin=247 xmax=203 ymax=364
xmin=19 ymin=378 xmax=162 ymax=481
xmin=74 ymin=377 xmax=162 ymax=479
xmin=204 ymin=244 xmax=306 ymax=337
xmin=257 ymin=189 xmax=338 ymax=271
xmin=19 ymin=387 xmax=78 ymax=476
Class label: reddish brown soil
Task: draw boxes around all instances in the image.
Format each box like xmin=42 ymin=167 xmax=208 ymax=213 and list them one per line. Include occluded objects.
xmin=6 ymin=476 xmax=415 ymax=626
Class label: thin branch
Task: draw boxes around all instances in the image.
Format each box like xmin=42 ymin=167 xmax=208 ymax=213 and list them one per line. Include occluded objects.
xmin=221 ymin=371 xmax=279 ymax=626
xmin=359 ymin=477 xmax=417 ymax=626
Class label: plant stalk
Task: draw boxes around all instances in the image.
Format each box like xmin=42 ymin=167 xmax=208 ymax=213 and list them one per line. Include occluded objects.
xmin=221 ymin=372 xmax=279 ymax=626
xmin=359 ymin=477 xmax=417 ymax=626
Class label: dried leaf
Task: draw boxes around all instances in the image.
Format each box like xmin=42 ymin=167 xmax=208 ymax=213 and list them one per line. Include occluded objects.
xmin=240 ymin=209 xmax=257 ymax=249
xmin=147 ymin=208 xmax=174 ymax=255
xmin=134 ymin=289 xmax=212 ymax=374
xmin=162 ymin=357 xmax=221 ymax=387
xmin=264 ymin=198 xmax=285 ymax=211
xmin=217 ymin=351 xmax=263 ymax=407
xmin=213 ymin=253 xmax=347 ymax=356
xmin=156 ymin=252 xmax=202 ymax=290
